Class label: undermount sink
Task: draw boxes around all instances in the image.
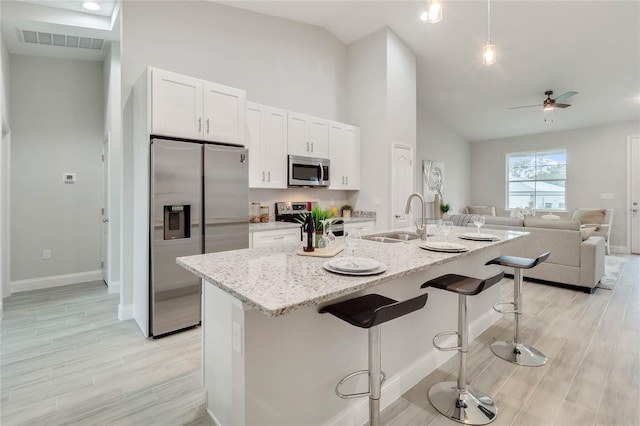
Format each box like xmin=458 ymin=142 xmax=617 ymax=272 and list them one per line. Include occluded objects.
xmin=363 ymin=232 xmax=422 ymax=243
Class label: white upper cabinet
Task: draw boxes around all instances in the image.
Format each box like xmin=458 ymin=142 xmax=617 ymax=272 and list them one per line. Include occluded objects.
xmin=329 ymin=122 xmax=360 ymax=190
xmin=150 ymin=68 xmax=246 ymax=145
xmin=246 ymin=102 xmax=287 ymax=189
xmin=151 ymin=69 xmax=203 ymax=140
xmin=287 ymin=112 xmax=329 ymax=158
xmin=202 ymin=81 xmax=245 ymax=144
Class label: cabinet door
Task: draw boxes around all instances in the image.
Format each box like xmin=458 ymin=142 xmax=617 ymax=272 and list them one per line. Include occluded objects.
xmin=151 ymin=69 xmax=203 ymax=139
xmin=203 ymin=81 xmax=246 ymax=145
xmin=344 ymin=126 xmax=360 ymax=190
xmin=263 ymin=107 xmax=288 ymax=188
xmin=246 ymin=103 xmax=265 ymax=188
xmin=287 ymin=113 xmax=309 ymax=157
xmin=328 ymin=122 xmax=347 ymax=189
xmin=308 ymin=117 xmax=329 ymax=158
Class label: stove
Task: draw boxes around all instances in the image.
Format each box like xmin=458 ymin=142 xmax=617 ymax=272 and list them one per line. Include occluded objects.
xmin=275 ymin=201 xmax=344 ymax=235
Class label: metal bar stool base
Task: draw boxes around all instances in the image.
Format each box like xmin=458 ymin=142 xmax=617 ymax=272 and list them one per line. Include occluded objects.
xmin=490 ymin=340 xmax=547 ymax=367
xmin=428 ymin=381 xmax=497 ymax=425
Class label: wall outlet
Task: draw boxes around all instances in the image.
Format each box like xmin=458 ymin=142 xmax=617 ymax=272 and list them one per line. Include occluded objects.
xmin=232 ymin=322 xmax=242 ymax=355
xmin=43 ymin=249 xmax=52 ymax=259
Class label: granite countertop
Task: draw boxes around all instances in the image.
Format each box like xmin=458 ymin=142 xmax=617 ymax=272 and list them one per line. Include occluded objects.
xmin=249 ymin=217 xmax=375 ymax=232
xmin=177 ymin=227 xmax=527 ymax=318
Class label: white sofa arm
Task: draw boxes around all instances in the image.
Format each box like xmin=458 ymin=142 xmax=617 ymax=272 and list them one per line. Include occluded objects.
xmin=579 ymin=236 xmax=605 ymax=287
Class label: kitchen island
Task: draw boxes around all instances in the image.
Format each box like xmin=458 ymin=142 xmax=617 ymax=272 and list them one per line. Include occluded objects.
xmin=177 ymin=227 xmax=527 ymax=426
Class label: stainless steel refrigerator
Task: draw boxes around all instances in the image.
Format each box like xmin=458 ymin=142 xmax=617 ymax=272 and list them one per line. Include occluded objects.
xmin=150 ymin=137 xmax=249 ymax=337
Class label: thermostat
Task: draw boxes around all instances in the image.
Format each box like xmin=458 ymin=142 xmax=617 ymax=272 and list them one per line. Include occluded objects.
xmin=63 ymin=173 xmax=76 ymax=183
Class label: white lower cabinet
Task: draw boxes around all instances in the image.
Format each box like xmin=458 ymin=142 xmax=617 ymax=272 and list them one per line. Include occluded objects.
xmin=343 ymin=221 xmax=375 ymax=235
xmin=251 ymin=228 xmax=301 ymax=248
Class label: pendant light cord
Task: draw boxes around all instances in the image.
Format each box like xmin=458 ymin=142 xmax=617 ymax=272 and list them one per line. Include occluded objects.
xmin=487 ymin=0 xmax=491 ymax=42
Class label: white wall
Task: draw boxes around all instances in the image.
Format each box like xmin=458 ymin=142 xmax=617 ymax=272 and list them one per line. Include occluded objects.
xmin=1 ymin=27 xmax=11 ymax=309
xmin=416 ymin=104 xmax=471 ymax=216
xmin=120 ymin=1 xmax=350 ymax=317
xmin=470 ymin=120 xmax=640 ymax=250
xmin=103 ymin=41 xmax=121 ymax=291
xmin=9 ymin=55 xmax=104 ymax=289
xmin=348 ymin=28 xmax=417 ymax=230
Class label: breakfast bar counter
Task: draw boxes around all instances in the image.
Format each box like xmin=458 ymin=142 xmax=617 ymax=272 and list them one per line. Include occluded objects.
xmin=177 ymin=227 xmax=527 ymax=425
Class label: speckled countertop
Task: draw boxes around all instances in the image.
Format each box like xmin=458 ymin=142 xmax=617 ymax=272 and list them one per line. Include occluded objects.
xmin=177 ymin=227 xmax=527 ymax=318
xmin=249 ymin=217 xmax=375 ymax=232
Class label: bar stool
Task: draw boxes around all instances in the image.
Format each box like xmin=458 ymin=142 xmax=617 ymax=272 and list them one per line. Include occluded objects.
xmin=485 ymin=252 xmax=550 ymax=367
xmin=319 ymin=293 xmax=428 ymax=426
xmin=421 ymin=272 xmax=504 ymax=425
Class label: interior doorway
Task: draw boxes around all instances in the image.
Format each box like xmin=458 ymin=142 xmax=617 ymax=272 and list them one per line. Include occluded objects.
xmin=102 ymin=135 xmax=110 ymax=285
xmin=629 ymin=135 xmax=640 ymax=254
xmin=391 ymin=142 xmax=414 ymax=230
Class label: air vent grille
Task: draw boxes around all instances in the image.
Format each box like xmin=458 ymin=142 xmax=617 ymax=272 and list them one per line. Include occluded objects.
xmin=21 ymin=30 xmax=105 ymax=50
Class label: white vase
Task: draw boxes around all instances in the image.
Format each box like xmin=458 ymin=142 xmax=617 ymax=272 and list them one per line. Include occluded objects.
xmin=342 ymin=210 xmax=351 ymax=219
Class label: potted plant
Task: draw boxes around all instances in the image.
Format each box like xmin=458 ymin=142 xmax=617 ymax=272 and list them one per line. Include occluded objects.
xmin=296 ymin=207 xmax=334 ymax=247
xmin=440 ymin=203 xmax=450 ymax=215
xmin=341 ymin=204 xmax=353 ymax=219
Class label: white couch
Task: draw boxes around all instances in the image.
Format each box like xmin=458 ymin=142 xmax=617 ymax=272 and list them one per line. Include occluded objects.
xmin=447 ymin=214 xmax=605 ymax=292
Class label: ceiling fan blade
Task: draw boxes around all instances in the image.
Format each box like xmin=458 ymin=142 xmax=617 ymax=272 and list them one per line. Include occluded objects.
xmin=508 ymin=104 xmax=542 ymax=110
xmin=555 ymin=103 xmax=571 ymax=109
xmin=554 ymin=91 xmax=578 ymax=102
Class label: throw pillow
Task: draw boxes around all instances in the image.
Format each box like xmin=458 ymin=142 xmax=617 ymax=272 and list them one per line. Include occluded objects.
xmin=572 ymin=208 xmax=606 ymax=225
xmin=541 ymin=213 xmax=560 ymax=220
xmin=466 ymin=206 xmax=496 ymax=216
xmin=580 ymin=227 xmax=596 ymax=241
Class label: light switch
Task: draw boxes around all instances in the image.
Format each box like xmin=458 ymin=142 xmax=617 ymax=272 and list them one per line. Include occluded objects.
xmin=63 ymin=173 xmax=76 ymax=183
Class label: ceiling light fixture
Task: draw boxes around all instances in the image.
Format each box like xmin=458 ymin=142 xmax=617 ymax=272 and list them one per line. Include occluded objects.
xmin=420 ymin=0 xmax=443 ymax=23
xmin=82 ymin=1 xmax=101 ymax=11
xmin=483 ymin=0 xmax=496 ymax=65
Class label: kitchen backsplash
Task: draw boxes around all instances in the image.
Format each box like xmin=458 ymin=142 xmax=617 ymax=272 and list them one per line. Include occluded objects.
xmin=249 ymin=188 xmax=356 ymax=222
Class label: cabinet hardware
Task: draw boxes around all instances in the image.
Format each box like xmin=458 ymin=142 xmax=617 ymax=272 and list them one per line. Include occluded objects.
xmin=346 ymin=176 xmax=348 ymax=185
xmin=262 ymin=171 xmax=265 ymax=182
xmin=267 ymin=171 xmax=271 ymax=182
xmin=273 ymin=236 xmax=285 ymax=240
xmin=206 ymin=118 xmax=210 ymax=133
xmin=198 ymin=118 xmax=202 ymax=132
xmin=311 ymin=142 xmax=314 ymax=152
xmin=394 ymin=214 xmax=402 ymax=219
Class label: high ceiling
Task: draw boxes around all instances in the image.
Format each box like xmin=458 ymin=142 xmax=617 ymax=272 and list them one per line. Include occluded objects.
xmin=2 ymin=1 xmax=638 ymax=142
xmin=219 ymin=1 xmax=640 ymax=142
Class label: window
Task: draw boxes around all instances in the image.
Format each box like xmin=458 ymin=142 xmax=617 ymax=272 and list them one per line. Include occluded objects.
xmin=507 ymin=150 xmax=566 ymax=210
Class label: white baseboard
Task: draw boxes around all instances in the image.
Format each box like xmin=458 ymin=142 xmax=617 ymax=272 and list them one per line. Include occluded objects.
xmin=118 ymin=303 xmax=134 ymax=321
xmin=326 ymin=309 xmax=500 ymax=426
xmin=10 ymin=270 xmax=103 ymax=293
xmin=108 ymin=280 xmax=121 ymax=294
xmin=610 ymin=245 xmax=628 ymax=254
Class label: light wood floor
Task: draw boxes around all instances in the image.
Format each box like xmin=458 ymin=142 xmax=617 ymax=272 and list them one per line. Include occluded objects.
xmin=1 ymin=255 xmax=638 ymax=426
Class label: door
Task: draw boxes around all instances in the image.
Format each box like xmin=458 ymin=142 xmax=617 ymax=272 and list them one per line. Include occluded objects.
xmin=631 ymin=136 xmax=640 ymax=253
xmin=246 ymin=103 xmax=264 ymax=187
xmin=204 ymin=145 xmax=249 ymax=254
xmin=101 ymin=137 xmax=109 ymax=284
xmin=307 ymin=117 xmax=329 ymax=158
xmin=328 ymin=123 xmax=346 ymax=189
xmin=202 ymin=81 xmax=246 ymax=144
xmin=263 ymin=107 xmax=287 ymax=188
xmin=150 ymin=139 xmax=203 ymax=337
xmin=392 ymin=143 xmax=414 ymax=229
xmin=287 ymin=113 xmax=308 ymax=156
xmin=151 ymin=69 xmax=203 ymax=139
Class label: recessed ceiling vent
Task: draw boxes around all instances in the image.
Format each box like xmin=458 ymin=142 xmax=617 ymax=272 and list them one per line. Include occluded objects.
xmin=20 ymin=29 xmax=105 ymax=50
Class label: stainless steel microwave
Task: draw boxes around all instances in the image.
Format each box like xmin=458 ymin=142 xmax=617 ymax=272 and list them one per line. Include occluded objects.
xmin=288 ymin=155 xmax=330 ymax=187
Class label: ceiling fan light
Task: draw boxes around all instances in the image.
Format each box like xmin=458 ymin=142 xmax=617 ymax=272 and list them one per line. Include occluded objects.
xmin=483 ymin=42 xmax=496 ymax=65
xmin=427 ymin=0 xmax=443 ymax=23
xmin=82 ymin=1 xmax=101 ymax=11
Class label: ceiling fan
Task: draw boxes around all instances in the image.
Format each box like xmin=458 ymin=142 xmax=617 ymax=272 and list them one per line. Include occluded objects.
xmin=509 ymin=90 xmax=578 ymax=111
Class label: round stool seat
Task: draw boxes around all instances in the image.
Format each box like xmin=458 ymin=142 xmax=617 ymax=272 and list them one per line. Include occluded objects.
xmin=485 ymin=252 xmax=550 ymax=269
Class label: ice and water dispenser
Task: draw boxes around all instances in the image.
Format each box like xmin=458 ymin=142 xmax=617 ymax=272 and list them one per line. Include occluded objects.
xmin=163 ymin=205 xmax=191 ymax=240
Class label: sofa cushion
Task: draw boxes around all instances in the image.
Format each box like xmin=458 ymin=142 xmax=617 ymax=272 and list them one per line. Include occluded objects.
xmin=572 ymin=208 xmax=606 ymax=225
xmin=465 ymin=205 xmax=496 ymax=216
xmin=484 ymin=216 xmax=524 ymax=227
xmin=524 ymin=218 xmax=580 ymax=231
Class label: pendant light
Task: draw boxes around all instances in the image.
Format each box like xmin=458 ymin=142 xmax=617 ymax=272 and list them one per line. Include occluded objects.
xmin=420 ymin=0 xmax=443 ymax=23
xmin=483 ymin=0 xmax=496 ymax=65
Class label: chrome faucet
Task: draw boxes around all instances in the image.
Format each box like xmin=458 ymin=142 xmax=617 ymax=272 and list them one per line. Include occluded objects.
xmin=405 ymin=193 xmax=427 ymax=240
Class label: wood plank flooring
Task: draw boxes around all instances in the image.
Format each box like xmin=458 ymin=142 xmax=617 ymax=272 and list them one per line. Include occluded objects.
xmin=1 ymin=255 xmax=638 ymax=425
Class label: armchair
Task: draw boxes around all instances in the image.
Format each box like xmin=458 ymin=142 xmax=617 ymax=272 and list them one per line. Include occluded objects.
xmin=572 ymin=208 xmax=613 ymax=255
